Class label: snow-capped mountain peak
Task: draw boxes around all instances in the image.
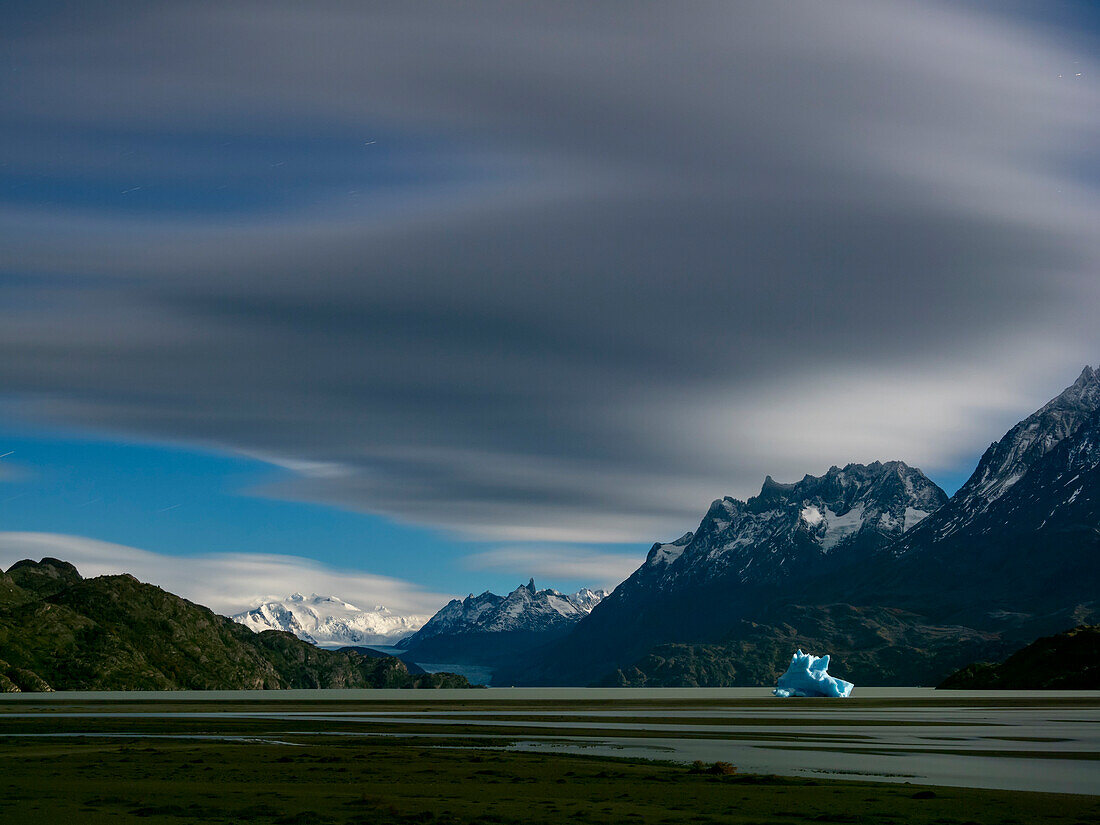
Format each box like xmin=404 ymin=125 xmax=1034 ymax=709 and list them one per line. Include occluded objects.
xmin=970 ymin=366 xmax=1099 ymax=500
xmin=232 ymin=593 xmax=428 ymax=647
xmin=397 ymin=580 xmax=607 ymax=647
xmin=570 ymin=586 xmax=610 ymax=612
xmin=284 ymin=592 xmax=363 ymax=611
xmin=632 ymin=460 xmax=947 ymax=590
xmin=903 ymin=365 xmax=1100 ymax=543
xmin=889 ymin=365 xmax=1100 ymax=555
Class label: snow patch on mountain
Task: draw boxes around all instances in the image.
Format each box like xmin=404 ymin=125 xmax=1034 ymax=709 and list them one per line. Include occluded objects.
xmin=819 ymin=503 xmax=864 ymax=551
xmin=800 ymin=506 xmax=824 ymax=527
xmin=644 ymin=533 xmax=694 ymax=568
xmin=232 ymin=593 xmax=428 ymax=647
xmin=903 ymin=507 xmax=930 ymax=528
xmin=568 ymin=587 xmax=607 ymax=612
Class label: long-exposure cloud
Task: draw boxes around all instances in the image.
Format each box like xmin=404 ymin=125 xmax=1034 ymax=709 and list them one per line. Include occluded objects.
xmin=2 ymin=2 xmax=1098 ymax=542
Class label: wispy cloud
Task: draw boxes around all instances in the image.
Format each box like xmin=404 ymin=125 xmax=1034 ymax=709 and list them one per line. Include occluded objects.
xmin=464 ymin=545 xmax=645 ymax=591
xmin=0 ymin=453 xmax=27 ymax=483
xmin=0 ymin=532 xmax=450 ymax=616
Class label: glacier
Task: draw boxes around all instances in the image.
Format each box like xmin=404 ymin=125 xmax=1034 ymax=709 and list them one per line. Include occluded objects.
xmin=773 ymin=650 xmax=854 ymax=697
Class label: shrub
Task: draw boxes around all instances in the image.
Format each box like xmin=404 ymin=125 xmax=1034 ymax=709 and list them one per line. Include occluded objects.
xmin=689 ymin=760 xmax=737 ymax=775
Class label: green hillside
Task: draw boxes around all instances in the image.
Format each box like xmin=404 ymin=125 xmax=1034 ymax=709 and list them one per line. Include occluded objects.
xmin=0 ymin=558 xmax=469 ymax=692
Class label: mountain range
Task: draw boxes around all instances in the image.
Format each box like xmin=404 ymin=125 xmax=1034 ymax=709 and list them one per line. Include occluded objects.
xmin=4 ymin=366 xmax=1095 ymax=691
xmin=488 ymin=365 xmax=1100 ymax=687
xmin=396 ymin=580 xmax=606 ymax=669
xmin=232 ymin=593 xmax=427 ymax=647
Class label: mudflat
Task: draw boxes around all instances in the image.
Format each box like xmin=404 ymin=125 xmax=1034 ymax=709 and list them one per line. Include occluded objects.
xmin=2 ymin=690 xmax=1098 ymax=824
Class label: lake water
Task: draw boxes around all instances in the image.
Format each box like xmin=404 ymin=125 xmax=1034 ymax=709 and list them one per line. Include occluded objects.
xmin=3 ymin=688 xmax=1097 ymax=795
xmin=360 ymin=645 xmax=498 ymax=685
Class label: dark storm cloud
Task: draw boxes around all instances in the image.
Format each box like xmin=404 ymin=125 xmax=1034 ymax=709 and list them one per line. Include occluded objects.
xmin=2 ymin=1 xmax=1098 ymax=541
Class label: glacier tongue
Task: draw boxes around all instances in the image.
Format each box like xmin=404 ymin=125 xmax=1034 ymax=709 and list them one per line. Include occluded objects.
xmin=819 ymin=503 xmax=864 ymax=551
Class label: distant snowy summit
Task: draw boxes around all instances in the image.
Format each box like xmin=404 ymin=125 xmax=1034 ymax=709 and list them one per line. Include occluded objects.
xmin=398 ymin=579 xmax=607 ymax=649
xmin=232 ymin=593 xmax=428 ymax=647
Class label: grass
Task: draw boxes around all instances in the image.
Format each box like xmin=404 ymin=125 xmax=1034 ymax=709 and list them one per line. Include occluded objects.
xmin=2 ymin=735 xmax=1099 ymax=825
xmin=1 ymin=695 xmax=1098 ymax=824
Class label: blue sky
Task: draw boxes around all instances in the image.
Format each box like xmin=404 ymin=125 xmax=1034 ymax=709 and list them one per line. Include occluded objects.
xmin=1 ymin=2 xmax=1097 ymax=617
xmin=0 ymin=418 xmax=650 ymax=612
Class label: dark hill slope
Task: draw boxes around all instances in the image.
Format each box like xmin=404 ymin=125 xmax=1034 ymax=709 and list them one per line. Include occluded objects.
xmin=604 ymin=604 xmax=1006 ymax=687
xmin=0 ymin=559 xmax=470 ymax=692
xmin=939 ymin=625 xmax=1100 ymax=689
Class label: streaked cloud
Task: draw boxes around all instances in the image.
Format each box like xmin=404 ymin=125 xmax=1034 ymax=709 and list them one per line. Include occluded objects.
xmin=1 ymin=2 xmax=1098 ymax=545
xmin=0 ymin=532 xmax=451 ymax=616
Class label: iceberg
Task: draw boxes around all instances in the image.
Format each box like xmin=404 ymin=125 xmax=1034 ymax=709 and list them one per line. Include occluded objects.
xmin=773 ymin=649 xmax=853 ymax=698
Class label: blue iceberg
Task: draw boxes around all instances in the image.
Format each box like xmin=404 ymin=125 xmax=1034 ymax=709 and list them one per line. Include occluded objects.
xmin=773 ymin=650 xmax=853 ymax=698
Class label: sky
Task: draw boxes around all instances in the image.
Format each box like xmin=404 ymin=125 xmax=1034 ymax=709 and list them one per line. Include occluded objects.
xmin=1 ymin=1 xmax=1098 ymax=617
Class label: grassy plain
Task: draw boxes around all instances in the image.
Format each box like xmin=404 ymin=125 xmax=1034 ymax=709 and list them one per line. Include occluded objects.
xmin=1 ymin=697 xmax=1097 ymax=825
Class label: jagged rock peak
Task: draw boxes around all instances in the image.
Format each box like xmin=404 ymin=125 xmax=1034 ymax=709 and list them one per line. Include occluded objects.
xmin=894 ymin=364 xmax=1100 ymax=547
xmin=631 ymin=460 xmax=947 ymax=589
xmin=952 ymin=364 xmax=1100 ymax=511
xmin=1035 ymin=364 xmax=1099 ymax=418
xmin=760 ymin=475 xmax=795 ymax=494
xmin=748 ymin=461 xmax=946 ymax=513
xmin=1063 ymin=364 xmax=1099 ymax=398
xmin=400 ymin=580 xmax=608 ymax=645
